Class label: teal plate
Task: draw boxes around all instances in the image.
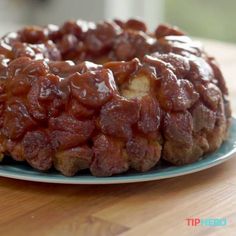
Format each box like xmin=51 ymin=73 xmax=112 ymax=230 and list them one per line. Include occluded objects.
xmin=0 ymin=118 xmax=236 ymax=185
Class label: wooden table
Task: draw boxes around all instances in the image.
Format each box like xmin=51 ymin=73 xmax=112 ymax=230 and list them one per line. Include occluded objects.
xmin=0 ymin=40 xmax=236 ymax=236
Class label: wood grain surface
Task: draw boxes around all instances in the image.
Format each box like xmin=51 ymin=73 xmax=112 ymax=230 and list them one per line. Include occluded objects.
xmin=0 ymin=39 xmax=236 ymax=236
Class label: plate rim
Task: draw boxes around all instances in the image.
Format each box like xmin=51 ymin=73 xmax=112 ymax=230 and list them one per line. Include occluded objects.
xmin=0 ymin=117 xmax=236 ymax=185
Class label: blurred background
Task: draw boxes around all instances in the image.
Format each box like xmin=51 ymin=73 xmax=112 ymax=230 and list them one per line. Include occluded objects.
xmin=0 ymin=0 xmax=235 ymax=43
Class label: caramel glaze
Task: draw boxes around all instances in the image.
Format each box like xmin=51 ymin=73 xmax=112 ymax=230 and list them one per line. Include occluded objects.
xmin=0 ymin=19 xmax=231 ymax=176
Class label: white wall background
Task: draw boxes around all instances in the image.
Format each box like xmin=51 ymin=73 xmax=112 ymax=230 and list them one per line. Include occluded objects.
xmin=105 ymin=0 xmax=164 ymax=31
xmin=0 ymin=0 xmax=164 ymax=35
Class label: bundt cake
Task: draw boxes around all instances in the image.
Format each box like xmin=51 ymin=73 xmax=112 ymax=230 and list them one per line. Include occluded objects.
xmin=0 ymin=19 xmax=231 ymax=176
